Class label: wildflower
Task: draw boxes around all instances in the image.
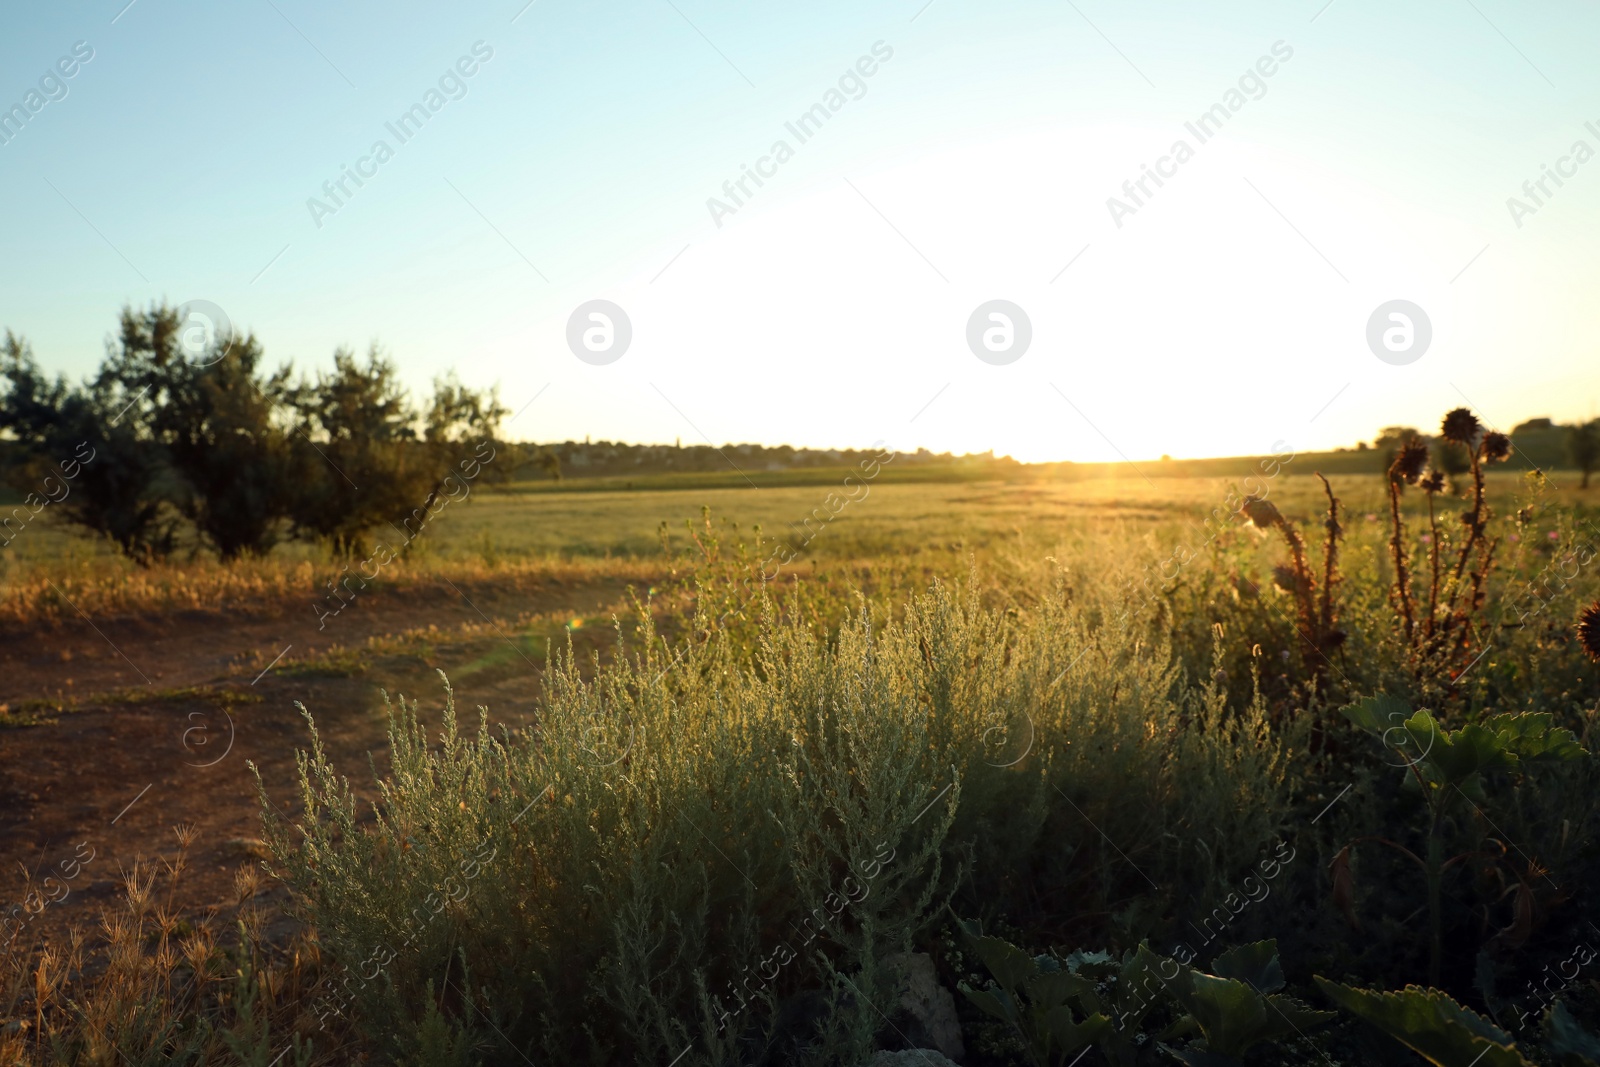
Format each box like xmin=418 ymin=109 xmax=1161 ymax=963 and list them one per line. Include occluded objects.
xmin=1421 ymin=471 xmax=1446 ymax=494
xmin=1420 ymin=534 xmax=1432 ymax=543
xmin=1483 ymin=431 xmax=1511 ymax=463
xmin=1365 ymin=513 xmax=1377 ymax=522
xmin=1579 ymin=600 xmax=1600 ymax=661
xmin=1510 ymin=534 xmax=1520 ymax=543
xmin=1549 ymin=531 xmax=1560 ymax=541
xmin=1390 ymin=439 xmax=1429 ymax=485
xmin=1441 ymin=407 xmax=1482 ymax=444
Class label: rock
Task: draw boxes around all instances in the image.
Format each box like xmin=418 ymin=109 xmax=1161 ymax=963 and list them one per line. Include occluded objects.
xmin=866 ymin=1051 xmax=961 ymax=1067
xmin=881 ymin=952 xmax=964 ymax=1062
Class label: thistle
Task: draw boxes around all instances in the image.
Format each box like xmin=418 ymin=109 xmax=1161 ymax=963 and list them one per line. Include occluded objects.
xmin=1580 ymin=600 xmax=1600 ymax=662
xmin=1385 ymin=441 xmax=1427 ymax=642
xmin=1441 ymin=407 xmax=1481 ymax=445
xmin=1483 ymin=431 xmax=1512 ymax=463
xmin=1242 ymin=495 xmax=1284 ymax=530
xmin=1391 ymin=439 xmax=1429 ymax=485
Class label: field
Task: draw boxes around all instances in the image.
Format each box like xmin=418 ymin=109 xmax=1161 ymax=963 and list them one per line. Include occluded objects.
xmin=3 ymin=461 xmax=1600 ymax=1066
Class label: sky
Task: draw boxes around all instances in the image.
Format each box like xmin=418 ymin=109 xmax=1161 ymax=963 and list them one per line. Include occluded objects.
xmin=2 ymin=0 xmax=1598 ymax=464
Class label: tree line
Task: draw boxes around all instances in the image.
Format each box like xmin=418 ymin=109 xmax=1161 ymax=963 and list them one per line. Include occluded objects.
xmin=1374 ymin=418 xmax=1600 ymax=489
xmin=0 ymin=304 xmax=504 ymax=562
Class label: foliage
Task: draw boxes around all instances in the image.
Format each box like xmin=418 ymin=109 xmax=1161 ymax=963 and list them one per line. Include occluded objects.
xmin=1 ymin=328 xmax=177 ymax=562
xmin=258 ymin=576 xmax=1297 ymax=1065
xmin=955 ymin=919 xmax=1111 ymax=1066
xmin=1568 ymin=420 xmax=1600 ymax=490
xmin=102 ymin=305 xmax=296 ymax=560
xmin=957 ymin=932 xmax=1333 ymax=1067
xmin=1337 ymin=696 xmax=1586 ymax=984
xmin=1313 ymin=980 xmax=1531 ymax=1067
xmin=1157 ymin=941 xmax=1334 ymax=1066
xmin=0 ymin=308 xmax=504 ymax=563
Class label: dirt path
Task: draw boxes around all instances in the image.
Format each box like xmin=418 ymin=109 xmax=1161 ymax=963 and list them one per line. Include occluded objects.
xmin=0 ymin=572 xmax=652 ymax=952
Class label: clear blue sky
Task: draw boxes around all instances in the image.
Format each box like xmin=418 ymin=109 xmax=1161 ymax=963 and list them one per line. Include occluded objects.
xmin=3 ymin=0 xmax=1597 ymax=462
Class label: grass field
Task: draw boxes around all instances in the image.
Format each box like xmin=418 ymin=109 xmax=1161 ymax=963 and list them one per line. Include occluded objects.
xmin=5 ymin=464 xmax=1592 ymax=612
xmin=3 ymin=460 xmax=1600 ymax=1066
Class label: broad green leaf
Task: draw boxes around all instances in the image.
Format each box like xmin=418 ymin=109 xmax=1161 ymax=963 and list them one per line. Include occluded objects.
xmin=1426 ymin=720 xmax=1519 ymax=785
xmin=1064 ymin=948 xmax=1117 ymax=977
xmin=1340 ymin=695 xmax=1415 ymax=737
xmin=1028 ymin=968 xmax=1095 ymax=1010
xmin=1210 ymin=940 xmax=1285 ymax=994
xmin=1315 ymin=978 xmax=1532 ymax=1067
xmin=959 ymin=982 xmax=1016 ymax=1024
xmin=1108 ymin=946 xmax=1187 ymax=1034
xmin=1042 ymin=1006 xmax=1112 ymax=1056
xmin=1183 ymin=973 xmax=1269 ymax=1057
xmin=964 ymin=930 xmax=1038 ymax=994
xmin=1258 ymin=994 xmax=1338 ymax=1044
xmin=1484 ymin=713 xmax=1586 ymax=762
xmin=1161 ymin=1045 xmax=1244 ymax=1067
xmin=1543 ymin=1001 xmax=1600 ymax=1066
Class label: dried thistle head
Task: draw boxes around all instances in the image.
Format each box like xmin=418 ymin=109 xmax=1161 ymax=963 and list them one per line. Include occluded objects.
xmin=1483 ymin=431 xmax=1512 ymax=463
xmin=1421 ymin=471 xmax=1446 ymax=495
xmin=1442 ymin=407 xmax=1482 ymax=445
xmin=1579 ymin=600 xmax=1600 ymax=662
xmin=1241 ymin=495 xmax=1282 ymax=529
xmin=1271 ymin=564 xmax=1310 ymax=596
xmin=1390 ymin=439 xmax=1429 ymax=485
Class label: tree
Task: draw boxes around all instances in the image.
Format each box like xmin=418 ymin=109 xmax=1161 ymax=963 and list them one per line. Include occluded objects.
xmin=1570 ymin=418 xmax=1600 ymax=489
xmin=287 ymin=348 xmax=504 ymax=555
xmin=537 ymin=449 xmax=561 ymax=481
xmin=102 ymin=305 xmax=296 ymax=560
xmin=0 ymin=330 xmax=177 ymax=562
xmin=286 ymin=346 xmax=423 ymax=555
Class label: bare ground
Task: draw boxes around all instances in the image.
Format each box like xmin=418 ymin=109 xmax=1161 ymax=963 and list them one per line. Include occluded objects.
xmin=0 ymin=570 xmax=658 ymax=952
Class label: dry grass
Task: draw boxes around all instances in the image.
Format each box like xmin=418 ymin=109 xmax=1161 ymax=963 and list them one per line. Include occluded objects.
xmin=0 ymin=828 xmax=345 ymax=1066
xmin=0 ymin=554 xmax=663 ymax=628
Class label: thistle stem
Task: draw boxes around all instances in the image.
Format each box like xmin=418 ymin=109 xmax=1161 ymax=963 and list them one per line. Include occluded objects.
xmin=1387 ymin=478 xmax=1417 ymax=647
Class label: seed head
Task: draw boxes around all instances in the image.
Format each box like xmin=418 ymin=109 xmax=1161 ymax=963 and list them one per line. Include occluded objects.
xmin=1579 ymin=600 xmax=1600 ymax=662
xmin=1483 ymin=431 xmax=1512 ymax=463
xmin=1242 ymin=495 xmax=1282 ymax=529
xmin=1421 ymin=471 xmax=1446 ymax=494
xmin=1442 ymin=407 xmax=1482 ymax=445
xmin=1272 ymin=564 xmax=1309 ymax=596
xmin=1390 ymin=439 xmax=1429 ymax=486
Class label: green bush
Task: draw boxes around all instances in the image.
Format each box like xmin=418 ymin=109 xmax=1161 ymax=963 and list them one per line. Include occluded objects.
xmin=261 ymin=580 xmax=1299 ymax=1065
